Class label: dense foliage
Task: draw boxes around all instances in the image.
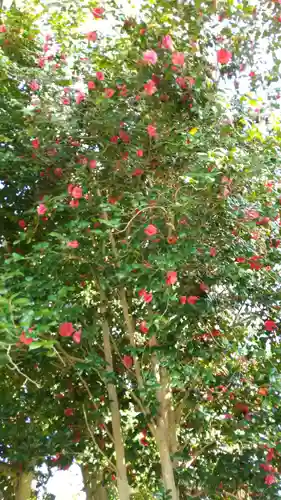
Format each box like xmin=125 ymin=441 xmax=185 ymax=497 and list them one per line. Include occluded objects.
xmin=1 ymin=1 xmax=281 ymax=499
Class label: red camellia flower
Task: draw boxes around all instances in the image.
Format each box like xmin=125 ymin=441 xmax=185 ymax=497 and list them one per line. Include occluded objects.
xmin=144 ymin=80 xmax=157 ymax=95
xmin=68 ymin=184 xmax=74 ymax=195
xmin=212 ymin=329 xmax=221 ymax=337
xmin=51 ymin=453 xmax=62 ymax=463
xmin=72 ymin=186 xmax=83 ymax=199
xmin=92 ymin=7 xmax=104 ymax=18
xmin=38 ymin=56 xmax=45 ymax=68
xmin=29 ymin=80 xmax=40 ymax=91
xmin=224 ymin=413 xmax=233 ymax=419
xmin=234 ymin=402 xmax=249 ymax=415
xmin=32 ymin=138 xmax=40 ymax=149
xmin=217 ymin=49 xmax=232 ymax=64
xmin=264 ymin=474 xmax=276 ymax=486
xmin=89 ymin=160 xmax=97 ymax=169
xmin=144 ymin=292 xmax=153 ymax=303
xmin=73 ymin=329 xmax=82 ymax=344
xmin=236 ymin=257 xmax=246 ymax=263
xmin=78 ymin=154 xmax=88 ymax=164
xmin=59 ymin=322 xmax=74 ymax=337
xmin=137 ymin=149 xmax=143 ymax=157
xmin=18 ymin=219 xmax=26 ymax=229
xmin=143 ymin=50 xmax=158 ymax=65
xmin=179 ymin=296 xmax=187 ymax=304
xmin=172 ymin=52 xmax=185 ymax=66
xmin=245 ymin=208 xmax=260 ymax=220
xmin=54 ymin=168 xmax=63 ymax=177
xmin=187 ymin=296 xmax=199 ymax=305
xmin=122 ymin=355 xmax=133 ymax=369
xmin=176 ymin=77 xmax=187 ymax=89
xmin=161 ymin=35 xmax=173 ymax=51
xmin=67 ymin=240 xmax=79 ymax=248
xmin=96 ymin=71 xmax=105 ymax=81
xmin=54 ymin=393 xmax=64 ymax=399
xmin=167 ymin=236 xmax=177 ymax=244
xmin=264 ymin=320 xmax=277 ymax=331
xmin=72 ymin=431 xmax=81 ymax=443
xmin=210 ymin=247 xmax=217 ymax=257
xmin=187 ymin=76 xmax=195 ymax=86
xmin=250 ymin=261 xmax=262 ymax=270
xmin=266 ymin=448 xmax=275 ymax=462
xmin=256 ymin=217 xmax=270 ymax=226
xmin=64 ymin=408 xmax=74 ymax=417
xmin=258 ymin=387 xmax=268 ymax=396
xmin=200 ymin=282 xmax=209 ymax=292
xmin=69 ymin=199 xmax=79 ymax=208
xmin=104 ymin=88 xmax=115 ymax=98
xmin=166 ymin=271 xmax=177 ymax=286
xmin=86 ymin=31 xmax=97 ymax=42
xmin=139 ymin=289 xmax=153 ymax=303
xmin=132 ymin=168 xmax=144 ymax=177
xmin=19 ymin=332 xmax=34 ymax=345
xmin=139 ymin=321 xmax=149 ymax=334
xmin=144 ymin=224 xmax=157 ymax=236
xmin=147 ymin=124 xmax=157 ymax=137
xmin=88 ymin=81 xmax=95 ymax=90
xmin=37 ymin=204 xmax=47 ymax=215
xmin=260 ymin=463 xmax=275 ymax=472
xmin=0 ymin=25 xmax=7 ymax=32
xmin=140 ymin=437 xmax=149 ymax=446
xmin=75 ymin=91 xmax=85 ymax=104
xmin=119 ymin=130 xmax=130 ymax=143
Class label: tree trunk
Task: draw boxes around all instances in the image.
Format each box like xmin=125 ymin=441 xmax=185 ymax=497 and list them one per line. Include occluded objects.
xmin=153 ymin=361 xmax=178 ymax=500
xmin=15 ymin=471 xmax=33 ymax=500
xmin=155 ymin=426 xmax=179 ymax=500
xmin=96 ymin=202 xmax=130 ymax=500
xmin=167 ymin=393 xmax=178 ymax=469
xmin=94 ymin=483 xmax=107 ymax=500
xmin=100 ymin=304 xmax=130 ymax=500
xmin=82 ymin=466 xmax=108 ymax=500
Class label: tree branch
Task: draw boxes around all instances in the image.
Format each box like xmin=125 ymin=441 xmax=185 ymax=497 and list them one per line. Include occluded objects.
xmin=7 ymin=347 xmax=41 ymax=388
xmin=82 ymin=405 xmax=116 ymax=473
xmin=78 ymin=373 xmax=114 ymax=444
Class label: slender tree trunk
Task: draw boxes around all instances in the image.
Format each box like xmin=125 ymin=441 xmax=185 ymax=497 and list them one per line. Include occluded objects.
xmin=155 ymin=426 xmax=178 ymax=500
xmin=153 ymin=361 xmax=178 ymax=500
xmin=119 ymin=288 xmax=143 ymax=388
xmin=96 ymin=198 xmax=130 ymax=499
xmin=100 ymin=299 xmax=130 ymax=500
xmin=167 ymin=391 xmax=178 ymax=469
xmin=15 ymin=471 xmax=33 ymax=500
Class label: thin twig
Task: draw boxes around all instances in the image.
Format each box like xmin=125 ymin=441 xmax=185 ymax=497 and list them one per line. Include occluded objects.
xmin=7 ymin=346 xmax=41 ymax=388
xmin=78 ymin=373 xmax=114 ymax=443
xmin=56 ymin=344 xmax=85 ymax=363
xmin=113 ymin=206 xmax=168 ymax=235
xmin=82 ymin=404 xmax=116 ymax=473
xmin=222 ymin=491 xmax=241 ymax=499
xmin=53 ymin=347 xmax=66 ymax=366
xmin=186 ymin=441 xmax=216 ymax=468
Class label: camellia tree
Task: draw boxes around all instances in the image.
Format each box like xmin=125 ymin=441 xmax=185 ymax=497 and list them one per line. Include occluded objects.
xmin=2 ymin=0 xmax=281 ymax=499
